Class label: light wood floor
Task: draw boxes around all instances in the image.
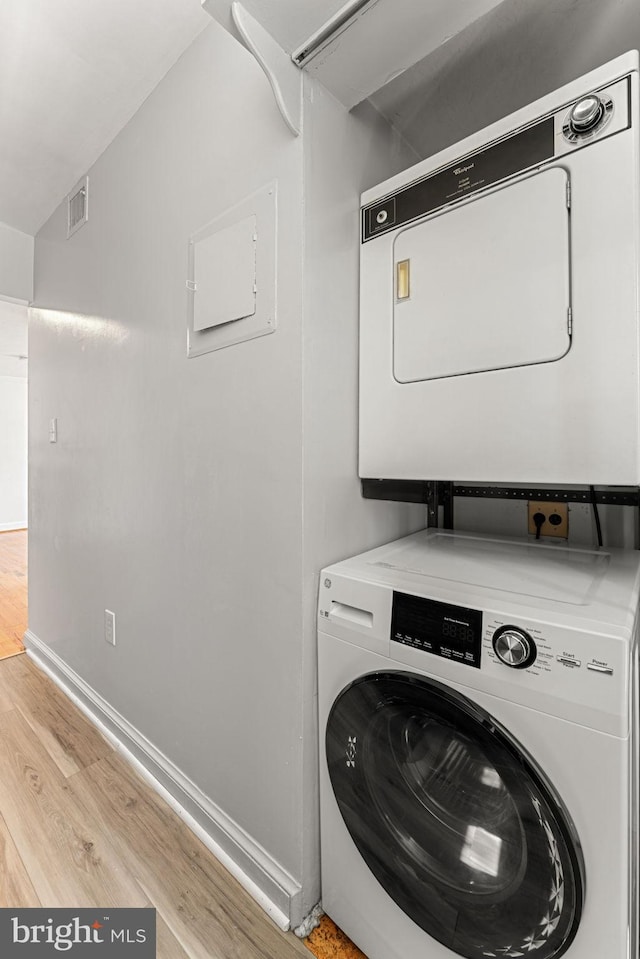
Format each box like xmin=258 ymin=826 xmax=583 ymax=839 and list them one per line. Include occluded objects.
xmin=0 ymin=529 xmax=27 ymax=660
xmin=0 ymin=652 xmax=310 ymax=959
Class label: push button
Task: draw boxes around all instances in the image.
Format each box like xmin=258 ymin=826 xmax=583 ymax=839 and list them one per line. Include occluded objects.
xmin=367 ymin=199 xmax=396 ymax=236
xmin=587 ymin=662 xmax=614 ymax=675
xmin=557 ymin=656 xmax=581 ymax=667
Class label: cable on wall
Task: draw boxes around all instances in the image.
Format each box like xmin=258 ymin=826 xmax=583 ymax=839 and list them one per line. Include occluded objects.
xmin=589 ymin=485 xmax=603 ymax=547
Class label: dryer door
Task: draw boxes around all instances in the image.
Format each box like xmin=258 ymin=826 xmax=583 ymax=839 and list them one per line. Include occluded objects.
xmin=326 ymin=671 xmax=584 ymax=959
xmin=392 ymin=167 xmax=571 ymax=382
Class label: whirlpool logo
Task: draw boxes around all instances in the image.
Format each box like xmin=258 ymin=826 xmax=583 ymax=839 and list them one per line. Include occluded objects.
xmin=0 ymin=908 xmax=155 ymax=956
xmin=453 ymin=163 xmax=474 ymax=175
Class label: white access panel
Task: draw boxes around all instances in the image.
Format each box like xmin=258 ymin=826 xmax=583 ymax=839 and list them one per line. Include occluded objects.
xmin=393 ymin=169 xmax=571 ymax=382
xmin=187 ymin=182 xmax=276 ymax=358
xmin=193 ymin=214 xmax=256 ymax=332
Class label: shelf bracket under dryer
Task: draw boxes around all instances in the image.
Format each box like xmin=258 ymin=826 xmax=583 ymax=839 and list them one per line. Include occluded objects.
xmin=425 ymin=481 xmax=454 ymax=529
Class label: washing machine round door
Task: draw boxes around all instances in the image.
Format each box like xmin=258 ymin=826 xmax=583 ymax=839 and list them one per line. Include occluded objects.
xmin=326 ymin=672 xmax=584 ymax=959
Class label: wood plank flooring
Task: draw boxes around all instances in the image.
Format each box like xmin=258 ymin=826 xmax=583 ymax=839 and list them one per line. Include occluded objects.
xmin=0 ymin=653 xmax=310 ymax=959
xmin=0 ymin=529 xmax=27 ymax=660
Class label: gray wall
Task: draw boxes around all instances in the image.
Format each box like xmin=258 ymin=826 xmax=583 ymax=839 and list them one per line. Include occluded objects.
xmin=30 ymin=19 xmax=423 ymax=926
xmin=299 ymin=80 xmax=425 ymax=905
xmin=31 ymin=19 xmax=306 ymax=898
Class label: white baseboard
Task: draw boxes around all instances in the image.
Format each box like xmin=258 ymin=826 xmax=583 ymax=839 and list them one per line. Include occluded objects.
xmin=0 ymin=522 xmax=27 ymax=532
xmin=23 ymin=630 xmax=302 ymax=930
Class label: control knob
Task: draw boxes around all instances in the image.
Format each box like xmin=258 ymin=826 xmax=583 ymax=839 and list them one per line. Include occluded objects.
xmin=568 ymin=95 xmax=604 ymax=134
xmin=492 ymin=626 xmax=536 ymax=669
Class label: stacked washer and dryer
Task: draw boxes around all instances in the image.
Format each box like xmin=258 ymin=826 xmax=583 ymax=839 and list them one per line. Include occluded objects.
xmin=317 ymin=53 xmax=640 ymax=959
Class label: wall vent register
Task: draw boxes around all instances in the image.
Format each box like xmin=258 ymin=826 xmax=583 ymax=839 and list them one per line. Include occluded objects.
xmin=67 ymin=175 xmax=88 ymax=238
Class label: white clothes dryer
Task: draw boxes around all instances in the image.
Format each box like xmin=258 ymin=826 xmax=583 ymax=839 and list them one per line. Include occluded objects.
xmin=359 ymin=52 xmax=640 ymax=484
xmin=318 ymin=530 xmax=640 ymax=959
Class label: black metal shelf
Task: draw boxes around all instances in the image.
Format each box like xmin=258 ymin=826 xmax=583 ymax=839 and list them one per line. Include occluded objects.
xmin=452 ymin=485 xmax=640 ymax=506
xmin=361 ymin=479 xmax=640 ymax=529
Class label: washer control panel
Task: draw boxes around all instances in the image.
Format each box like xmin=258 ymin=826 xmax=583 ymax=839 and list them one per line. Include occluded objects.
xmin=478 ymin=612 xmax=628 ymax=733
xmin=319 ymin=539 xmax=635 ymax=736
xmin=387 ymin=589 xmax=625 ymax=687
xmin=482 ymin=615 xmax=622 ymax=682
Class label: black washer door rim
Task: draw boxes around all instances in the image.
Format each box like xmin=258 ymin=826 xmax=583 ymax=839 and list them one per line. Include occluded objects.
xmin=326 ymin=671 xmax=584 ymax=959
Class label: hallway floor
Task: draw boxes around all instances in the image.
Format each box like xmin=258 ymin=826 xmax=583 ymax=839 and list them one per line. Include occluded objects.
xmin=0 ymin=652 xmax=310 ymax=959
xmin=0 ymin=529 xmax=27 ymax=659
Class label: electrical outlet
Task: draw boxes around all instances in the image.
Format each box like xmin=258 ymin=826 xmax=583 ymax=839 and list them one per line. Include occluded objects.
xmin=104 ymin=609 xmax=116 ymax=646
xmin=527 ymin=502 xmax=569 ymax=538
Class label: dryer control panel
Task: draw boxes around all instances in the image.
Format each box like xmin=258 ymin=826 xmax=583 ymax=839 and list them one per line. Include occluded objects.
xmin=362 ymin=75 xmax=630 ymax=242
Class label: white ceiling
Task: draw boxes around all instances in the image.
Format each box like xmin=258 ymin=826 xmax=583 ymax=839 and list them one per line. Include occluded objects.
xmin=0 ymin=0 xmax=210 ymax=236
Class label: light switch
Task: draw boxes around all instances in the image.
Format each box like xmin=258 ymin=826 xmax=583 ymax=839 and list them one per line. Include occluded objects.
xmin=49 ymin=418 xmax=57 ymax=443
xmin=104 ymin=609 xmax=116 ymax=646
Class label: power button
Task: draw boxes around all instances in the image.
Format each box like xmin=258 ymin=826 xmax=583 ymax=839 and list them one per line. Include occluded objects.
xmin=367 ymin=198 xmax=396 ymax=236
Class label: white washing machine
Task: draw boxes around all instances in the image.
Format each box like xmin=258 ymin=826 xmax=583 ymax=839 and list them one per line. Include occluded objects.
xmin=359 ymin=52 xmax=640 ymax=484
xmin=318 ymin=530 xmax=640 ymax=959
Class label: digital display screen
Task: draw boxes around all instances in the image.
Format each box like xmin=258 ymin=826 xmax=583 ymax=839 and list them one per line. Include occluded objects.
xmin=391 ymin=592 xmax=482 ymax=668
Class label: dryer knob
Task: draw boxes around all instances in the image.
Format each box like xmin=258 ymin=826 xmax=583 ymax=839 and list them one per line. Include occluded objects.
xmin=569 ymin=95 xmax=604 ymax=133
xmin=492 ymin=627 xmax=536 ymax=669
